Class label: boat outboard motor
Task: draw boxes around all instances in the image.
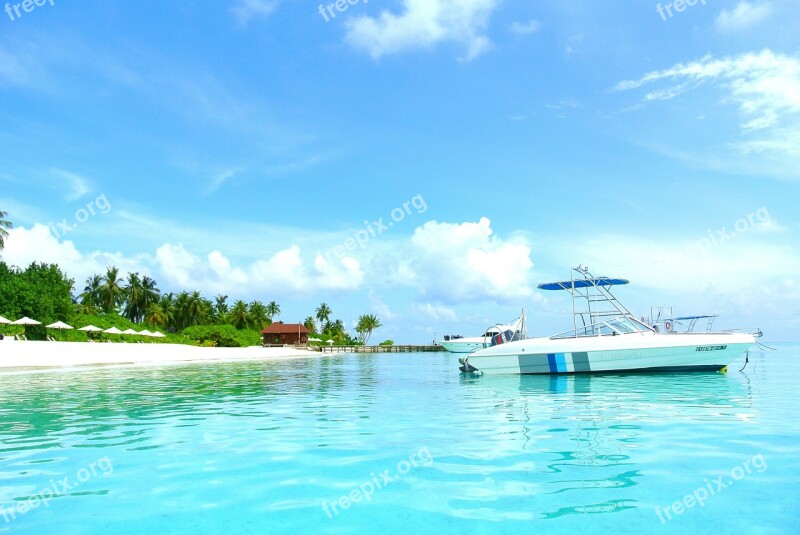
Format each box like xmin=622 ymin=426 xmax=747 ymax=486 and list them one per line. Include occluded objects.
xmin=458 ymin=357 xmax=478 ymax=373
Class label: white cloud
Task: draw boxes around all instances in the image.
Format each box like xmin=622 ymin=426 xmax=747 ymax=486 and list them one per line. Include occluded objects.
xmin=2 ymin=225 xmax=363 ymax=298
xmin=52 ymin=169 xmax=92 ymax=201
xmin=509 ymin=19 xmax=540 ymax=35
xmin=411 ymin=302 xmax=458 ymax=322
xmin=715 ymin=1 xmax=773 ymax=32
xmin=205 ymin=169 xmax=238 ymax=195
xmin=399 ymin=217 xmax=534 ymax=303
xmin=344 ymin=0 xmax=501 ymax=61
xmin=539 ymin=232 xmax=799 ymax=295
xmin=231 ymin=0 xmax=277 ymax=26
xmin=156 ymin=243 xmax=365 ymax=296
xmin=370 ymin=292 xmax=399 ymax=320
xmin=2 ymin=225 xmax=150 ymax=286
xmin=615 ymin=50 xmax=800 ymax=163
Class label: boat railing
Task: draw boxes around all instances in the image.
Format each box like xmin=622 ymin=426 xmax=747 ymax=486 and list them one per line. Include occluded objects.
xmin=550 ymin=315 xmax=654 ymax=339
xmin=722 ymin=327 xmax=764 ymax=338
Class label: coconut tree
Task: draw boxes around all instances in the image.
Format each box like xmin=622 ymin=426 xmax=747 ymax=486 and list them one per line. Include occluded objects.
xmin=123 ymin=272 xmax=143 ymax=322
xmin=74 ymin=302 xmax=100 ymax=316
xmin=356 ymin=314 xmax=382 ymax=345
xmin=249 ymin=300 xmax=269 ymax=329
xmin=0 ymin=210 xmax=12 ymax=251
xmin=145 ymin=303 xmax=167 ymax=327
xmin=173 ymin=292 xmax=191 ymax=330
xmin=141 ymin=276 xmax=160 ymax=318
xmin=99 ymin=266 xmax=125 ymax=314
xmin=213 ymin=294 xmax=229 ymax=323
xmin=303 ymin=316 xmax=317 ymax=333
xmin=265 ymin=300 xmax=281 ymax=321
xmin=159 ymin=293 xmax=176 ymax=331
xmin=81 ymin=274 xmax=103 ymax=307
xmin=315 ymin=303 xmax=331 ymax=326
xmin=229 ymin=300 xmax=250 ymax=330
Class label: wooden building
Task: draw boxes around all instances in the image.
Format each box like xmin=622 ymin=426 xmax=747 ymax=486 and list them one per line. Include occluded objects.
xmin=261 ymin=323 xmax=309 ymax=346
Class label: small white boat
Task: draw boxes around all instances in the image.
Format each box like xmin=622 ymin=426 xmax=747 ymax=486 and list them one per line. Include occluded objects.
xmin=438 ymin=313 xmax=526 ymax=354
xmin=459 ymin=266 xmax=758 ymax=375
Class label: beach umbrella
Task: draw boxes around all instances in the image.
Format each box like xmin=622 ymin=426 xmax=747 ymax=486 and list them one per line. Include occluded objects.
xmin=309 ymin=337 xmax=322 ymax=342
xmin=151 ymin=331 xmax=166 ymax=338
xmin=78 ymin=325 xmax=103 ymax=332
xmin=0 ymin=315 xmax=10 ymax=324
xmin=46 ymin=321 xmax=73 ymax=330
xmin=326 ymin=339 xmax=334 ymax=345
xmin=121 ymin=328 xmax=140 ymax=335
xmin=103 ymin=327 xmax=123 ymax=335
xmin=11 ymin=316 xmax=41 ymax=325
xmin=139 ymin=329 xmax=155 ymax=337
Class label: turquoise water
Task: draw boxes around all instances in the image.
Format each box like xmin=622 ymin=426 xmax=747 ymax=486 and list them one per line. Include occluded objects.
xmin=1 ymin=345 xmax=798 ymax=534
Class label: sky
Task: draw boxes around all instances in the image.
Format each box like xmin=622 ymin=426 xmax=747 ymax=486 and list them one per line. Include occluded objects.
xmin=1 ymin=0 xmax=798 ymax=342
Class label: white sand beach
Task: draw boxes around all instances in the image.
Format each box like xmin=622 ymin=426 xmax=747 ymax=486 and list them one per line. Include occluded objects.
xmin=0 ymin=339 xmax=322 ymax=372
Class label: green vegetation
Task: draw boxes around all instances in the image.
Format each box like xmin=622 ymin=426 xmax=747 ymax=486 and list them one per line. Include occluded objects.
xmin=379 ymin=340 xmax=394 ymax=346
xmin=0 ymin=211 xmax=382 ymax=346
xmin=181 ymin=325 xmax=261 ymax=348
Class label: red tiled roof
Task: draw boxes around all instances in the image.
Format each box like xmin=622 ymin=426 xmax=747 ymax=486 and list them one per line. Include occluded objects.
xmin=260 ymin=323 xmax=310 ymax=334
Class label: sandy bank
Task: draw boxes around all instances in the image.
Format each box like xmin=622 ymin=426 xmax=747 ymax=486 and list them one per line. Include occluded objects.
xmin=0 ymin=339 xmax=322 ymax=372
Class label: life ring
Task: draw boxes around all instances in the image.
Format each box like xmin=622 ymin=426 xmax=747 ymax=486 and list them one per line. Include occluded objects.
xmin=665 ymin=321 xmax=672 ymax=331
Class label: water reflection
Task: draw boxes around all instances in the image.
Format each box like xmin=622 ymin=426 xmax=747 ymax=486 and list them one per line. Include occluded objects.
xmin=447 ymin=371 xmax=755 ymax=519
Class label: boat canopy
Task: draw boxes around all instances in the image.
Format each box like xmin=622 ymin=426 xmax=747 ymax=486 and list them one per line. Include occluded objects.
xmin=537 ymin=277 xmax=629 ymax=291
xmin=675 ymin=315 xmax=717 ymax=321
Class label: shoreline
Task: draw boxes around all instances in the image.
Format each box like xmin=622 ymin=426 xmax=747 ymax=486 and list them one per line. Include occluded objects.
xmin=0 ymin=339 xmax=323 ymax=373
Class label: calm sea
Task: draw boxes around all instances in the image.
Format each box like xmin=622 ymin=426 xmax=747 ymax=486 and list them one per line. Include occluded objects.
xmin=1 ymin=344 xmax=798 ymax=534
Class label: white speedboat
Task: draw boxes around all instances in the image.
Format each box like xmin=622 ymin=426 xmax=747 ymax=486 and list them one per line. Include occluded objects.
xmin=459 ymin=266 xmax=757 ymax=375
xmin=439 ymin=313 xmax=526 ymax=354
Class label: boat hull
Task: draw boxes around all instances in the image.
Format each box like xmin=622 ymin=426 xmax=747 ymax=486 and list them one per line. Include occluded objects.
xmin=462 ymin=332 xmax=756 ymax=375
xmin=438 ymin=339 xmax=488 ymax=353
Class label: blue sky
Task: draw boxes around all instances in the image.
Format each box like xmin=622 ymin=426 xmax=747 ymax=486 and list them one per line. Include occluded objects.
xmin=1 ymin=0 xmax=798 ymax=341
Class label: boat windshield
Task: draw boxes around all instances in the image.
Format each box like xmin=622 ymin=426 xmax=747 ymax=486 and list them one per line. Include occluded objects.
xmin=551 ymin=316 xmax=653 ymax=339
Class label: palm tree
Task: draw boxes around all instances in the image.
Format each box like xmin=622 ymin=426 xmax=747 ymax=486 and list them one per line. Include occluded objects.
xmin=145 ymin=303 xmax=167 ymax=327
xmin=214 ymin=294 xmax=229 ymax=323
xmin=356 ymin=314 xmax=382 ymax=345
xmin=81 ymin=274 xmax=102 ymax=307
xmin=123 ymin=272 xmax=143 ymax=322
xmin=187 ymin=291 xmax=209 ymax=327
xmin=74 ymin=302 xmax=100 ymax=316
xmin=266 ymin=300 xmax=281 ymax=320
xmin=0 ymin=210 xmax=12 ymax=251
xmin=173 ymin=292 xmax=191 ymax=330
xmin=141 ymin=276 xmax=160 ymax=318
xmin=330 ymin=319 xmax=347 ymax=344
xmin=159 ymin=293 xmax=176 ymax=331
xmin=303 ymin=316 xmax=317 ymax=333
xmin=229 ymin=300 xmax=250 ymax=330
xmin=248 ymin=301 xmax=269 ymax=329
xmin=315 ymin=303 xmax=331 ymax=326
xmin=99 ymin=267 xmax=124 ymax=314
